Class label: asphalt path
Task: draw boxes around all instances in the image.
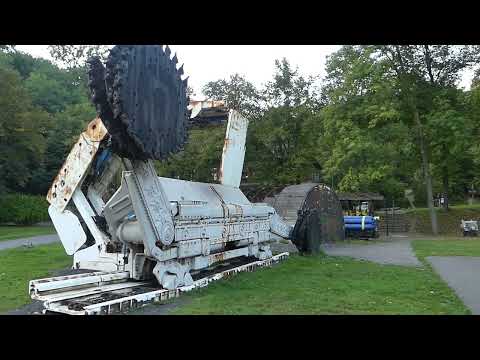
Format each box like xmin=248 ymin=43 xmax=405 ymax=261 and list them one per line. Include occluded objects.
xmin=427 ymin=256 xmax=480 ymax=315
xmin=321 ymin=234 xmax=422 ymax=267
xmin=0 ymin=234 xmax=60 ymax=251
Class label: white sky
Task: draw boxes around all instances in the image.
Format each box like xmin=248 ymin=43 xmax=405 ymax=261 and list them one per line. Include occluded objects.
xmin=16 ymin=45 xmax=475 ymax=98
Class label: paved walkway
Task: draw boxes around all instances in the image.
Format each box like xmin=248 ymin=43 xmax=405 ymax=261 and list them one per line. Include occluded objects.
xmin=321 ymin=234 xmax=422 ymax=267
xmin=426 ymin=256 xmax=480 ymax=315
xmin=0 ymin=234 xmax=60 ymax=251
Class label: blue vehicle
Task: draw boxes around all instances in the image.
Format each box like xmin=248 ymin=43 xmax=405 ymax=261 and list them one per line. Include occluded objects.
xmin=344 ymin=215 xmax=379 ymax=239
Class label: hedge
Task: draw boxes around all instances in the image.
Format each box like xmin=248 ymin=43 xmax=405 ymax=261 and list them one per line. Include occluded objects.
xmin=0 ymin=194 xmax=50 ymax=225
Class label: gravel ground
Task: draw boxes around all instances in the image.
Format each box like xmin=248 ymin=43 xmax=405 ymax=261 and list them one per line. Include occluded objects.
xmin=321 ymin=234 xmax=422 ymax=267
xmin=125 ymin=297 xmax=191 ymax=315
xmin=426 ymin=256 xmax=480 ymax=315
xmin=0 ymin=234 xmax=60 ymax=251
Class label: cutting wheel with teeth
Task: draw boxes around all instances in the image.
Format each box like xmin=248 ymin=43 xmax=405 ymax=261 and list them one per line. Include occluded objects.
xmin=87 ymin=45 xmax=189 ymax=160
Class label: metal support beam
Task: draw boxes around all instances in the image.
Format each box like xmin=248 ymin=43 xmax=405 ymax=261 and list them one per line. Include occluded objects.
xmin=219 ymin=110 xmax=249 ymax=188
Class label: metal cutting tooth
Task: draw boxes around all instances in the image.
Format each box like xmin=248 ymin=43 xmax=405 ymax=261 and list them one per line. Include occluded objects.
xmin=177 ymin=64 xmax=184 ymax=77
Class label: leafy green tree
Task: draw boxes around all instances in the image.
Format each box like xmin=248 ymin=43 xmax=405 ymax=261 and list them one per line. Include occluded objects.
xmin=466 ymin=81 xmax=480 ymax=193
xmin=202 ymin=73 xmax=264 ymax=119
xmin=26 ymin=102 xmax=96 ymax=194
xmin=427 ymin=88 xmax=475 ymax=203
xmin=0 ymin=50 xmax=38 ymax=79
xmin=319 ymin=46 xmax=413 ymax=201
xmin=471 ymin=68 xmax=480 ymax=88
xmin=265 ymin=58 xmax=319 ymax=109
xmin=373 ymin=45 xmax=480 ymax=232
xmin=0 ymin=67 xmax=50 ymax=194
xmin=321 ymin=45 xmax=480 ymax=233
xmin=48 ymin=45 xmax=110 ymax=69
xmin=1 ymin=50 xmax=90 ymax=113
xmin=245 ymin=59 xmax=322 ymax=185
xmin=155 ymin=125 xmax=226 ymax=183
xmin=25 ymin=72 xmax=77 ymax=113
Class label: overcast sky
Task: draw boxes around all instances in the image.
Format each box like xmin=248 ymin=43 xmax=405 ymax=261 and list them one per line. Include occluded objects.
xmin=16 ymin=45 xmax=475 ymax=98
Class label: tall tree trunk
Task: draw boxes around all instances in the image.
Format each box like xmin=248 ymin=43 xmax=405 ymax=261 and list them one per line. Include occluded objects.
xmin=442 ymin=144 xmax=449 ymax=210
xmin=414 ymin=109 xmax=438 ymax=235
xmin=442 ymin=175 xmax=449 ymax=210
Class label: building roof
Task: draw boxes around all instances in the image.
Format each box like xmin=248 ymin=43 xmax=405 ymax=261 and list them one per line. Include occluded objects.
xmin=337 ymin=192 xmax=384 ymax=201
xmin=189 ymin=100 xmax=228 ymax=118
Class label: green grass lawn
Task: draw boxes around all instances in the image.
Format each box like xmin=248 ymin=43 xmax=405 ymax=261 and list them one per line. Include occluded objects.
xmin=0 ymin=226 xmax=56 ymax=242
xmin=0 ymin=235 xmax=475 ymax=315
xmin=412 ymin=237 xmax=480 ymax=261
xmin=169 ymin=253 xmax=469 ymax=315
xmin=0 ymin=243 xmax=70 ymax=314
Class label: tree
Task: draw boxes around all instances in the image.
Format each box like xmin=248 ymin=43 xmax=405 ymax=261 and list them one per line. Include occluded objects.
xmin=0 ymin=67 xmax=51 ymax=194
xmin=0 ymin=49 xmax=97 ymax=195
xmin=472 ymin=68 xmax=480 ymax=88
xmin=265 ymin=58 xmax=318 ymax=109
xmin=0 ymin=50 xmax=91 ymax=113
xmin=245 ymin=58 xmax=322 ymax=185
xmin=25 ymin=71 xmax=83 ymax=113
xmin=26 ymin=102 xmax=96 ymax=194
xmin=466 ymin=80 xmax=480 ymax=194
xmin=48 ymin=45 xmax=110 ymax=69
xmin=319 ymin=46 xmax=413 ymax=202
xmin=202 ymin=73 xmax=263 ymax=119
xmin=246 ymin=105 xmax=322 ymax=184
xmin=373 ymin=45 xmax=480 ymax=233
xmin=155 ymin=125 xmax=226 ymax=182
xmin=0 ymin=45 xmax=15 ymax=53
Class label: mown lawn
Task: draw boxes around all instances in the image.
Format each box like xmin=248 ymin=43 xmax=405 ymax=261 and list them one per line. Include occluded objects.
xmin=170 ymin=253 xmax=469 ymax=315
xmin=1 ymin=236 xmax=476 ymax=315
xmin=0 ymin=226 xmax=56 ymax=242
xmin=0 ymin=243 xmax=70 ymax=314
xmin=412 ymin=237 xmax=480 ymax=260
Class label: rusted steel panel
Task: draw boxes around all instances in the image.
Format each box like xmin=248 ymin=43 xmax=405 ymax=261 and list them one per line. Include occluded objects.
xmin=46 ymin=118 xmax=107 ymax=212
xmin=219 ymin=110 xmax=248 ymax=188
xmin=189 ymin=100 xmax=227 ymax=118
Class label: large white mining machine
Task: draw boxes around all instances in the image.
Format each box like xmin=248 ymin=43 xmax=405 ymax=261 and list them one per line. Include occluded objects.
xmin=28 ymin=46 xmax=294 ymax=315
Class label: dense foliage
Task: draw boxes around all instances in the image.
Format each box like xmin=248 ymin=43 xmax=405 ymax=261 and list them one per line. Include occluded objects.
xmin=0 ymin=48 xmax=96 ymax=197
xmin=171 ymin=46 xmax=480 ymax=215
xmin=0 ymin=194 xmax=49 ymax=225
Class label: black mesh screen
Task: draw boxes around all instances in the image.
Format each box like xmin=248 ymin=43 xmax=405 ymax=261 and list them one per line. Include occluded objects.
xmin=292 ymin=184 xmax=345 ymax=253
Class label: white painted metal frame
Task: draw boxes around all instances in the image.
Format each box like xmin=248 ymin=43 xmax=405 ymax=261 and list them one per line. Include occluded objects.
xmin=38 ymin=252 xmax=289 ymax=315
xmin=219 ymin=110 xmax=249 ymax=188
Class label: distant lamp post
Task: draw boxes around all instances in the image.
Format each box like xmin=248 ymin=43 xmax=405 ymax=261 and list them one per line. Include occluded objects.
xmin=405 ymin=189 xmax=415 ymax=209
xmin=468 ymin=184 xmax=477 ymax=205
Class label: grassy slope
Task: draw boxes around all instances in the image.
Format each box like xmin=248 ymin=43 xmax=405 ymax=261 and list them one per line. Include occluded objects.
xmin=405 ymin=205 xmax=480 ymax=235
xmin=0 ymin=243 xmax=71 ymax=313
xmin=170 ymin=253 xmax=468 ymax=315
xmin=0 ymin=226 xmax=56 ymax=242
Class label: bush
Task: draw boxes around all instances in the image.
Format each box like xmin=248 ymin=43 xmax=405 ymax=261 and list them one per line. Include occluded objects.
xmin=0 ymin=193 xmax=49 ymax=225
